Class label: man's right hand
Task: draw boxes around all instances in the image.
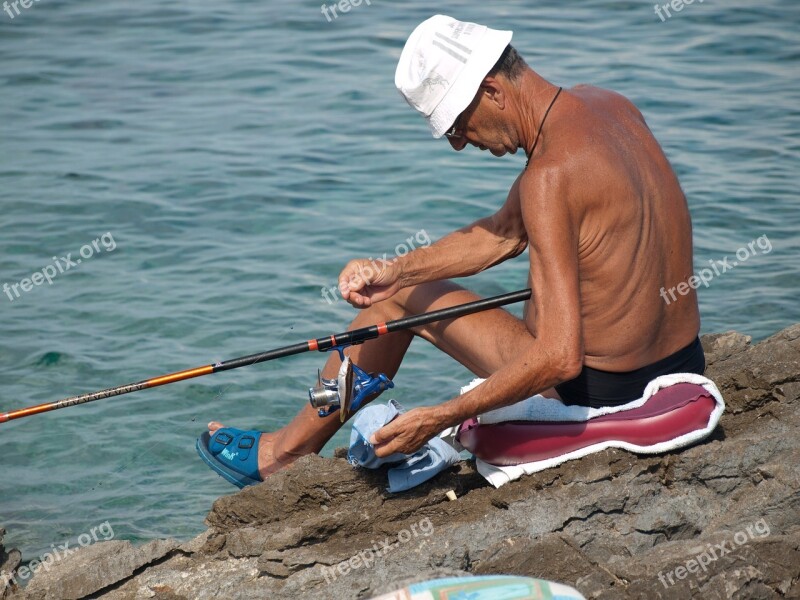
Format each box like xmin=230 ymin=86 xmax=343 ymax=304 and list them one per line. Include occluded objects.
xmin=338 ymin=258 xmax=402 ymax=308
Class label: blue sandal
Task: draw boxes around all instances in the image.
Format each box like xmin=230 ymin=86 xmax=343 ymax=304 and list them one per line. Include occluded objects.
xmin=196 ymin=428 xmax=262 ymax=488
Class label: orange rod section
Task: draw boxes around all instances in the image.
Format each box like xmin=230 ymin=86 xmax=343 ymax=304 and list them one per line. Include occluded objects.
xmin=146 ymin=365 xmax=214 ymax=387
xmin=0 ymin=403 xmax=56 ymax=422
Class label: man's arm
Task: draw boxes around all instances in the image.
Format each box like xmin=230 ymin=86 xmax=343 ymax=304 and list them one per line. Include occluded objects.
xmin=339 ymin=177 xmax=528 ymax=307
xmin=396 ymin=176 xmax=528 ymax=287
xmin=370 ymin=167 xmax=585 ymax=455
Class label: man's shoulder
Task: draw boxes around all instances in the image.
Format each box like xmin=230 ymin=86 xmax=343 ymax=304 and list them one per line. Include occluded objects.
xmin=569 ymin=84 xmax=641 ymax=114
xmin=517 ymin=157 xmax=572 ymax=217
xmin=569 ymin=84 xmax=646 ymax=134
xmin=518 ymin=85 xmax=650 ymax=205
xmin=528 ymin=86 xmax=647 ymax=171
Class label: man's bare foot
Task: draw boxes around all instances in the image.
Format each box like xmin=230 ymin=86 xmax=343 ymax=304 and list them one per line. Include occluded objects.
xmin=207 ymin=421 xmax=309 ymax=480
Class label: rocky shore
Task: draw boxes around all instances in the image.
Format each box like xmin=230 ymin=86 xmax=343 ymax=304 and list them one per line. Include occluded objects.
xmin=3 ymin=325 xmax=799 ymax=599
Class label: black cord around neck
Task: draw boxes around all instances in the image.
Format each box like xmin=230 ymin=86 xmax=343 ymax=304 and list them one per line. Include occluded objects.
xmin=526 ymin=86 xmax=563 ymax=167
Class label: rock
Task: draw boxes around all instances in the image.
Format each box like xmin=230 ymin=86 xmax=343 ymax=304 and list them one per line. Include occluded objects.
xmin=700 ymin=331 xmax=752 ymax=364
xmin=704 ymin=324 xmax=800 ymax=415
xmin=1 ymin=528 xmax=22 ymax=599
xmin=23 ymin=539 xmax=179 ymax=600
xmin=12 ymin=325 xmax=800 ymax=599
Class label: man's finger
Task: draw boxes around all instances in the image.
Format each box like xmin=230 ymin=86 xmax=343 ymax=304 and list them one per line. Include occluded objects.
xmin=369 ymin=421 xmax=397 ymax=445
xmin=373 ymin=429 xmax=407 ymax=457
xmin=338 ymin=280 xmax=351 ymax=300
xmin=374 ymin=441 xmax=399 ymax=458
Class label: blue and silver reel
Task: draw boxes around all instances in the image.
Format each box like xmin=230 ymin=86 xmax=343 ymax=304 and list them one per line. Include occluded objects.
xmin=308 ymin=346 xmax=393 ymax=421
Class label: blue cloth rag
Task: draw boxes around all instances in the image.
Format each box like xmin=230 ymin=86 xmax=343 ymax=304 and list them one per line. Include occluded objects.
xmin=348 ymin=399 xmax=461 ymax=493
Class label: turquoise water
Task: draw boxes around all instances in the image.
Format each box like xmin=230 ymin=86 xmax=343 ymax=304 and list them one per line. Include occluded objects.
xmin=1 ymin=0 xmax=798 ymax=562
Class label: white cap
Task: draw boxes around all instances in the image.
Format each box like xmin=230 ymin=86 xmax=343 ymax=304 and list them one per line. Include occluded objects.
xmin=395 ymin=15 xmax=513 ymax=139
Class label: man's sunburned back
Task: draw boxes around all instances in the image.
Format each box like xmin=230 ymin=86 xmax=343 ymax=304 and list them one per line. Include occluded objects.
xmin=520 ymin=84 xmax=700 ymax=372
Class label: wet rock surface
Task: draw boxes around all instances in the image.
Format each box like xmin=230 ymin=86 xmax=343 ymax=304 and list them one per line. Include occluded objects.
xmin=6 ymin=325 xmax=800 ymax=599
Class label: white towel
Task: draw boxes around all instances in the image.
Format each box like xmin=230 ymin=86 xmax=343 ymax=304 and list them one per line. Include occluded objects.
xmin=443 ymin=373 xmax=725 ymax=488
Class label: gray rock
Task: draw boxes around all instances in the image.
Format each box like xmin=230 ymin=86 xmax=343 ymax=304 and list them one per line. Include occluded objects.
xmin=23 ymin=539 xmax=178 ymax=600
xmin=10 ymin=324 xmax=800 ymax=599
xmin=1 ymin=528 xmax=22 ymax=599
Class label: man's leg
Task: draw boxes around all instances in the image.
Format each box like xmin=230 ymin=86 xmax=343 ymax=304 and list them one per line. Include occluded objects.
xmin=208 ymin=280 xmax=536 ymax=479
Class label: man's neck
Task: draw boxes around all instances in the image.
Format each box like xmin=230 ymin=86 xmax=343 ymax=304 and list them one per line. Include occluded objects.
xmin=514 ymin=71 xmax=561 ymax=159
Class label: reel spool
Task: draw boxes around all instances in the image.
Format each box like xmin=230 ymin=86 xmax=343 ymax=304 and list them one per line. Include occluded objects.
xmin=308 ymin=357 xmax=355 ymax=420
xmin=307 ymin=347 xmax=393 ymax=420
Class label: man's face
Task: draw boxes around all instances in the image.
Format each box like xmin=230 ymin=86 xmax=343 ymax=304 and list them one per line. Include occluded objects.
xmin=445 ymin=84 xmax=515 ymax=157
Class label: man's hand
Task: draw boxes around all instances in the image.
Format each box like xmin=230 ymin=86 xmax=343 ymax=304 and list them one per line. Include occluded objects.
xmin=338 ymin=258 xmax=402 ymax=308
xmin=369 ymin=406 xmax=444 ymax=457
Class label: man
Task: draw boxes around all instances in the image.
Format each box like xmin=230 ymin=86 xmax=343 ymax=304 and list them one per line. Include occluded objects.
xmin=198 ymin=15 xmax=704 ymax=486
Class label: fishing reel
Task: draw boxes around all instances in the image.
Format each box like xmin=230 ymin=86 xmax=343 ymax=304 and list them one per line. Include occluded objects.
xmin=308 ymin=346 xmax=393 ymax=421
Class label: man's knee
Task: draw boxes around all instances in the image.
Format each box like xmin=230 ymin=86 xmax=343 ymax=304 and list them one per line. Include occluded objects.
xmin=399 ymin=280 xmax=467 ymax=309
xmin=358 ymin=281 xmax=472 ymax=336
xmin=378 ymin=282 xmax=432 ymax=314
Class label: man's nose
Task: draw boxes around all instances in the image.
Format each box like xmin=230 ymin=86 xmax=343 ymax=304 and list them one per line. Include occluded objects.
xmin=447 ymin=135 xmax=468 ymax=151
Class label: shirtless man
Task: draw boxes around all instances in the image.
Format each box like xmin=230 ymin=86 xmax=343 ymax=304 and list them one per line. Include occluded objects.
xmin=198 ymin=15 xmax=704 ymax=486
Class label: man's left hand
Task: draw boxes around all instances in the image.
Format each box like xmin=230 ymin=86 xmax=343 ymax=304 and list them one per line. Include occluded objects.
xmin=369 ymin=406 xmax=445 ymax=457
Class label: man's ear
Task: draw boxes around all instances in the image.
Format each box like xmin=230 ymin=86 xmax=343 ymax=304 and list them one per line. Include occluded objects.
xmin=480 ymin=75 xmax=506 ymax=109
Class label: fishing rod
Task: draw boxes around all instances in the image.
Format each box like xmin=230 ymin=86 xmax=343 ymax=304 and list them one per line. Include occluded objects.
xmin=0 ymin=288 xmax=532 ymax=424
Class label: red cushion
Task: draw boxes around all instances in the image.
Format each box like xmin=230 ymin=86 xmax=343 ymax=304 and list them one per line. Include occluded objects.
xmin=456 ymin=383 xmax=716 ymax=467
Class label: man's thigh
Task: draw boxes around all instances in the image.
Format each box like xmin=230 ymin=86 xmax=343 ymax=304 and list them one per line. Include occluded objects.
xmin=396 ymin=280 xmax=533 ymax=378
